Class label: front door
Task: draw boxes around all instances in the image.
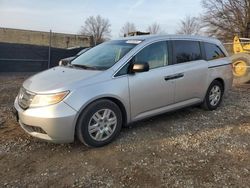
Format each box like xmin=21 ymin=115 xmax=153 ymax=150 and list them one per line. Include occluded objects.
xmin=128 ymin=41 xmax=175 ymax=121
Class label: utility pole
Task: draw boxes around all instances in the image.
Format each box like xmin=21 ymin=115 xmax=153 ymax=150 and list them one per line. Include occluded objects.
xmin=48 ymin=30 xmax=52 ymax=69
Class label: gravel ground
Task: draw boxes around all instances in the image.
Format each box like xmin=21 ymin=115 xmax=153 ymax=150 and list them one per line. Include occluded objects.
xmin=0 ymin=73 xmax=250 ymax=187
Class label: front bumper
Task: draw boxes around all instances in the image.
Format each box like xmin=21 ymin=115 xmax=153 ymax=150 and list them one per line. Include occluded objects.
xmin=14 ymin=97 xmax=78 ymax=143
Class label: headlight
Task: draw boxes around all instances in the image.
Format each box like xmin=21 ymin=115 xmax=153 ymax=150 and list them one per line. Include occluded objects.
xmin=30 ymin=91 xmax=69 ymax=107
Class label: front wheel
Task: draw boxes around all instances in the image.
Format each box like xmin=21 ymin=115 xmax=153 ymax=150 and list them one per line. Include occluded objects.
xmin=76 ymin=99 xmax=122 ymax=147
xmin=202 ymin=80 xmax=224 ymax=111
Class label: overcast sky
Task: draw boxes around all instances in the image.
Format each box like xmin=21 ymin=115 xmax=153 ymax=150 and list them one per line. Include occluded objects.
xmin=0 ymin=0 xmax=203 ymax=38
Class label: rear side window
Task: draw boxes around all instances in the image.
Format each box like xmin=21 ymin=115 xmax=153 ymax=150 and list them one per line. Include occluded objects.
xmin=204 ymin=42 xmax=225 ymax=61
xmin=173 ymin=40 xmax=202 ymax=64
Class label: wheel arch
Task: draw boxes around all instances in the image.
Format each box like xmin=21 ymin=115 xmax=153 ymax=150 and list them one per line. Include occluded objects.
xmin=202 ymin=77 xmax=225 ymax=110
xmin=213 ymin=78 xmax=225 ymax=92
xmin=74 ymin=96 xmax=128 ymax=137
xmin=204 ymin=77 xmax=225 ymax=101
xmin=102 ymin=97 xmax=128 ymax=127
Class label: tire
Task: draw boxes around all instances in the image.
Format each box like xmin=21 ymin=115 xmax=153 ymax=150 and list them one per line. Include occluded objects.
xmin=76 ymin=99 xmax=122 ymax=147
xmin=231 ymin=53 xmax=250 ymax=84
xmin=202 ymin=80 xmax=224 ymax=111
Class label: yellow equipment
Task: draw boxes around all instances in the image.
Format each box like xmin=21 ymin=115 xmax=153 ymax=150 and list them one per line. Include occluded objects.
xmin=231 ymin=36 xmax=250 ymax=83
xmin=233 ymin=36 xmax=250 ymax=53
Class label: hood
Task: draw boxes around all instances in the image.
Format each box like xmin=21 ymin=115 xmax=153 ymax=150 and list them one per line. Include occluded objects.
xmin=23 ymin=66 xmax=101 ymax=93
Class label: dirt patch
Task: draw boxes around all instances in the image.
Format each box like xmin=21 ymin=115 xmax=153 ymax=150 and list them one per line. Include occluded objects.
xmin=0 ymin=73 xmax=250 ymax=187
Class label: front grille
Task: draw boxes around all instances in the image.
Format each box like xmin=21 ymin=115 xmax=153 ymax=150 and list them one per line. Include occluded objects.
xmin=18 ymin=87 xmax=34 ymax=109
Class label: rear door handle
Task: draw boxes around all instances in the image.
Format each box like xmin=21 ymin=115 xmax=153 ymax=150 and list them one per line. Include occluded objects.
xmin=164 ymin=73 xmax=184 ymax=81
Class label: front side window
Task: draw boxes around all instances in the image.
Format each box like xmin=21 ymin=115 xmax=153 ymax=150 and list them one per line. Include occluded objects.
xmin=71 ymin=40 xmax=139 ymax=70
xmin=204 ymin=42 xmax=225 ymax=61
xmin=173 ymin=40 xmax=202 ymax=64
xmin=133 ymin=41 xmax=168 ymax=69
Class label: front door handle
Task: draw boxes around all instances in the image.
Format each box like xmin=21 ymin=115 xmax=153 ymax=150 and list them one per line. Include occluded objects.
xmin=164 ymin=73 xmax=184 ymax=81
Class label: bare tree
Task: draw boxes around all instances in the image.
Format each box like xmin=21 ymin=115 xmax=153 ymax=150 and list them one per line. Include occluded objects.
xmin=120 ymin=22 xmax=136 ymax=37
xmin=80 ymin=15 xmax=111 ymax=45
xmin=176 ymin=16 xmax=201 ymax=35
xmin=147 ymin=22 xmax=162 ymax=34
xmin=202 ymin=0 xmax=250 ymax=40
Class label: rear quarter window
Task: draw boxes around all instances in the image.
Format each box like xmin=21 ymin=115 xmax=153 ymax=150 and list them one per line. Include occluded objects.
xmin=173 ymin=40 xmax=202 ymax=64
xmin=204 ymin=42 xmax=225 ymax=61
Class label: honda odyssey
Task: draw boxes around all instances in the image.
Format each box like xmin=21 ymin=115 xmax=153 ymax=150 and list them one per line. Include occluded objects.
xmin=14 ymin=35 xmax=233 ymax=147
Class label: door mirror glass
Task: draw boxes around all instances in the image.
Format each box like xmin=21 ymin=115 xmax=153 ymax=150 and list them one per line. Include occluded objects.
xmin=131 ymin=62 xmax=149 ymax=73
xmin=59 ymin=59 xmax=71 ymax=66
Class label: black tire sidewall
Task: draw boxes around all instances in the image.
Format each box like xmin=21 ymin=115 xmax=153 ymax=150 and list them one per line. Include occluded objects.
xmin=76 ymin=99 xmax=122 ymax=147
xmin=204 ymin=81 xmax=224 ymax=110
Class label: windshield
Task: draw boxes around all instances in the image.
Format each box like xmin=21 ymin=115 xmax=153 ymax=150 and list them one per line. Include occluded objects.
xmin=71 ymin=40 xmax=139 ymax=70
xmin=76 ymin=48 xmax=90 ymax=56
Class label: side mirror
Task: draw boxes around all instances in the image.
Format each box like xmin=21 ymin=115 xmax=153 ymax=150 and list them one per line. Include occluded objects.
xmin=131 ymin=62 xmax=149 ymax=73
xmin=59 ymin=59 xmax=71 ymax=66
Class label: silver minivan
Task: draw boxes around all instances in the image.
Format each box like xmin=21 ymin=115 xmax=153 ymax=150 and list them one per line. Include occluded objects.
xmin=14 ymin=35 xmax=233 ymax=147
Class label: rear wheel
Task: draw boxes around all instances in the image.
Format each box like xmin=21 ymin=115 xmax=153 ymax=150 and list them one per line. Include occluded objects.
xmin=76 ymin=99 xmax=122 ymax=147
xmin=202 ymin=80 xmax=224 ymax=111
xmin=231 ymin=53 xmax=250 ymax=84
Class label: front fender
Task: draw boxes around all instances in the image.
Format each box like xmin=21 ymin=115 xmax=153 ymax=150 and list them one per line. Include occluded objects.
xmin=63 ymin=76 xmax=130 ymax=126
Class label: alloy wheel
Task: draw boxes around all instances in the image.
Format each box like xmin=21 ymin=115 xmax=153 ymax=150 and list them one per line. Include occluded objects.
xmin=209 ymin=85 xmax=221 ymax=106
xmin=88 ymin=109 xmax=117 ymax=141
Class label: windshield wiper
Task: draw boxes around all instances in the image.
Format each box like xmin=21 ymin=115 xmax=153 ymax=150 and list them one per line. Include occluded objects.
xmin=68 ymin=64 xmax=98 ymax=70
